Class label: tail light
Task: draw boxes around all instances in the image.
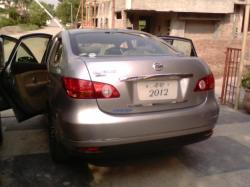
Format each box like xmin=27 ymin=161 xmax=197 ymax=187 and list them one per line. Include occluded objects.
xmin=194 ymin=74 xmax=215 ymax=92
xmin=63 ymin=77 xmax=120 ymax=99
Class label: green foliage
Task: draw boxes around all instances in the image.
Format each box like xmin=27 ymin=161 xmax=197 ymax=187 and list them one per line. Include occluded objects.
xmin=28 ymin=1 xmax=49 ymax=27
xmin=242 ymin=70 xmax=250 ymax=90
xmin=43 ymin=3 xmax=55 ymax=16
xmin=0 ymin=17 xmax=16 ymax=28
xmin=56 ymin=0 xmax=80 ymax=24
xmin=0 ymin=8 xmax=8 ymax=13
xmin=0 ymin=1 xmax=55 ymax=29
xmin=8 ymin=8 xmax=19 ymax=20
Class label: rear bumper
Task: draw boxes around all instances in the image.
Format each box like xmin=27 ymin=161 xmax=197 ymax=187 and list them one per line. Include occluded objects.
xmin=58 ymin=95 xmax=219 ymax=149
xmin=75 ymin=130 xmax=213 ymax=158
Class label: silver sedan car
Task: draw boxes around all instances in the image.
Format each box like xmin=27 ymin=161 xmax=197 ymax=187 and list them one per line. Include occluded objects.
xmin=0 ymin=29 xmax=219 ymax=162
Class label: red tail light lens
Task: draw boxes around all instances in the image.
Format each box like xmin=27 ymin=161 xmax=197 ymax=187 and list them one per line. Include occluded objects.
xmin=63 ymin=77 xmax=120 ymax=99
xmin=63 ymin=77 xmax=95 ymax=99
xmin=194 ymin=74 xmax=215 ymax=92
xmin=79 ymin=147 xmax=101 ymax=153
xmin=93 ymin=82 xmax=120 ymax=98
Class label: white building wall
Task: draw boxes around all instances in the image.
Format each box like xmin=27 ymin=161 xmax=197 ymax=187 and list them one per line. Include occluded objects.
xmin=96 ymin=0 xmax=113 ymax=28
xmin=131 ymin=0 xmax=234 ymax=13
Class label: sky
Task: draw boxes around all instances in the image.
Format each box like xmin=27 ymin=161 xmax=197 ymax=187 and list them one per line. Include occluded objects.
xmin=40 ymin=0 xmax=59 ymax=6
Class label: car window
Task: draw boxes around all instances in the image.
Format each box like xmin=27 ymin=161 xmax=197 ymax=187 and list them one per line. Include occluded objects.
xmin=70 ymin=32 xmax=176 ymax=57
xmin=15 ymin=37 xmax=50 ymax=64
xmin=172 ymin=40 xmax=192 ymax=57
xmin=53 ymin=40 xmax=63 ymax=65
xmin=48 ymin=37 xmax=63 ymax=66
xmin=161 ymin=38 xmax=196 ymax=57
xmin=3 ymin=38 xmax=16 ymax=64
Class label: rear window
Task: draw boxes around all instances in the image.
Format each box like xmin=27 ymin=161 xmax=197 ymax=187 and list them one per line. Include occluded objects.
xmin=70 ymin=32 xmax=176 ymax=57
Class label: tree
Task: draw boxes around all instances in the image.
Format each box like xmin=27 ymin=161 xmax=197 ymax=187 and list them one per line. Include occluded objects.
xmin=56 ymin=0 xmax=79 ymax=24
xmin=28 ymin=1 xmax=49 ymax=27
xmin=43 ymin=2 xmax=55 ymax=16
xmin=8 ymin=7 xmax=19 ymax=21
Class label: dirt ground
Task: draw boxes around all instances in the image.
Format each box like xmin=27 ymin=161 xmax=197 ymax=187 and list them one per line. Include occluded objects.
xmin=0 ymin=25 xmax=62 ymax=38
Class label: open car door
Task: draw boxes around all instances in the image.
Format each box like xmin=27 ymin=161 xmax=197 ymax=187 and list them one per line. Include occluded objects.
xmin=0 ymin=35 xmax=19 ymax=112
xmin=159 ymin=36 xmax=198 ymax=57
xmin=1 ymin=35 xmax=19 ymax=143
xmin=0 ymin=33 xmax=52 ymax=122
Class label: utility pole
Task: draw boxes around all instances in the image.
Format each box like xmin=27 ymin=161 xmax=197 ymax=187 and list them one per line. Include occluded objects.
xmin=81 ymin=0 xmax=84 ymax=27
xmin=70 ymin=3 xmax=73 ymax=26
xmin=33 ymin=0 xmax=64 ymax=29
xmin=112 ymin=0 xmax=115 ymax=28
xmin=235 ymin=2 xmax=250 ymax=110
xmin=93 ymin=0 xmax=96 ymax=27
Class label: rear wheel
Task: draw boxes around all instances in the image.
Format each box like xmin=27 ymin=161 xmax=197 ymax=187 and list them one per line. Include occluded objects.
xmin=48 ymin=114 xmax=71 ymax=163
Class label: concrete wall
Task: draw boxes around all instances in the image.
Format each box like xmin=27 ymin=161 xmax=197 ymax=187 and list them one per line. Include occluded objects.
xmin=151 ymin=13 xmax=172 ymax=36
xmin=123 ymin=12 xmax=234 ymax=40
xmin=131 ymin=0 xmax=234 ymax=14
xmin=170 ymin=14 xmax=185 ymax=37
xmin=114 ymin=0 xmax=126 ymax=11
xmin=214 ymin=15 xmax=234 ymax=39
xmin=96 ymin=0 xmax=112 ymax=28
xmin=184 ymin=20 xmax=216 ymax=39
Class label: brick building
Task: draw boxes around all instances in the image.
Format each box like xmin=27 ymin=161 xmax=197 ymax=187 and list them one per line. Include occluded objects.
xmin=84 ymin=0 xmax=249 ymax=77
xmin=85 ymin=0 xmax=248 ymax=39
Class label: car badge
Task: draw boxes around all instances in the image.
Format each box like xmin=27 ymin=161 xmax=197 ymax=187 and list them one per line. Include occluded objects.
xmin=152 ymin=63 xmax=164 ymax=71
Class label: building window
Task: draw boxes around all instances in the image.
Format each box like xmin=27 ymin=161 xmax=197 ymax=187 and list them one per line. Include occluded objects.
xmin=116 ymin=11 xmax=122 ymax=19
xmin=166 ymin=20 xmax=171 ymax=35
xmin=105 ymin=18 xmax=108 ymax=28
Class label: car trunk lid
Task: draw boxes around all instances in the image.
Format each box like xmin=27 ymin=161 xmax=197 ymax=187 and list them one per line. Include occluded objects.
xmin=83 ymin=56 xmax=210 ymax=115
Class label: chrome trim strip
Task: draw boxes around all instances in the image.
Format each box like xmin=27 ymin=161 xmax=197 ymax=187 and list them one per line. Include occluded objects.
xmin=120 ymin=73 xmax=193 ymax=82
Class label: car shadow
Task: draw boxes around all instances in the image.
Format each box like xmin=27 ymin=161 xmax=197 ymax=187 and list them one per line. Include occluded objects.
xmin=0 ymin=153 xmax=93 ymax=187
xmin=0 ymin=150 xmax=181 ymax=187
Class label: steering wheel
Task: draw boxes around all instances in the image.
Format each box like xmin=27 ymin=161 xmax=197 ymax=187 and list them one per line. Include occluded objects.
xmin=17 ymin=56 xmax=37 ymax=64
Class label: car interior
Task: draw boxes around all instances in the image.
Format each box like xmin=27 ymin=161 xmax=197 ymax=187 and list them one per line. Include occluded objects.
xmin=2 ymin=36 xmax=51 ymax=120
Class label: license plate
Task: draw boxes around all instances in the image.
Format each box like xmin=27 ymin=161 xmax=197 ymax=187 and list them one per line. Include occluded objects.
xmin=137 ymin=80 xmax=178 ymax=101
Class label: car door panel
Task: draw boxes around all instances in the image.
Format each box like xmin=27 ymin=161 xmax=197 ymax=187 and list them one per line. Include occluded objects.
xmin=0 ymin=35 xmax=18 ymax=111
xmin=12 ymin=62 xmax=46 ymax=74
xmin=1 ymin=33 xmax=52 ymax=121
xmin=15 ymin=69 xmax=48 ymax=113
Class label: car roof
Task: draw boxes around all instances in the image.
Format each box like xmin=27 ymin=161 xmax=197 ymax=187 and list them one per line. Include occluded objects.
xmin=66 ymin=28 xmax=152 ymax=36
xmin=159 ymin=35 xmax=193 ymax=42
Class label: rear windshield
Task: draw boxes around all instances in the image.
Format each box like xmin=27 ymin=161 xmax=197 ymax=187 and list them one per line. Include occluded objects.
xmin=70 ymin=32 xmax=176 ymax=57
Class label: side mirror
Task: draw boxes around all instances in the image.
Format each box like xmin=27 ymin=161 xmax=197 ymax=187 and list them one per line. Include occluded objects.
xmin=0 ymin=37 xmax=4 ymax=69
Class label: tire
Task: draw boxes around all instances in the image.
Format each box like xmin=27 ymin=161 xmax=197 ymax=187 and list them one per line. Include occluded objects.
xmin=48 ymin=114 xmax=71 ymax=163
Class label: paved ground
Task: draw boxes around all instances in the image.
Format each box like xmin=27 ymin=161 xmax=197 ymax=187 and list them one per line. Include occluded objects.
xmin=1 ymin=105 xmax=250 ymax=187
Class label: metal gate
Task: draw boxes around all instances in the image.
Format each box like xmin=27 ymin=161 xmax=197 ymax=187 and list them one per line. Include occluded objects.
xmin=221 ymin=48 xmax=241 ymax=106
